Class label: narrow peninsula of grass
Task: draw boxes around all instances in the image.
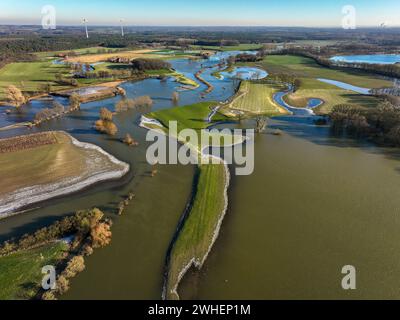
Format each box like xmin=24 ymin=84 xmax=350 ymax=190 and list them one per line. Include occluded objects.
xmin=165 ymin=163 xmax=228 ymax=300
xmin=143 ymin=102 xmax=234 ymax=300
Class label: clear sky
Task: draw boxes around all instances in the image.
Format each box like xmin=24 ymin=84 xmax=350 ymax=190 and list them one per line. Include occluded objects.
xmin=0 ymin=0 xmax=399 ymax=27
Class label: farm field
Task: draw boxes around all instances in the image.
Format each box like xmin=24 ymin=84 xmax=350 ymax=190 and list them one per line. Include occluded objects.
xmin=0 ymin=131 xmax=129 ymax=216
xmin=224 ymin=81 xmax=289 ymax=116
xmin=284 ymin=78 xmax=383 ymax=113
xmin=65 ymin=49 xmax=164 ymax=64
xmin=255 ymin=55 xmax=393 ymax=88
xmin=0 ymin=61 xmax=71 ymax=100
xmin=192 ymin=44 xmax=262 ymax=51
xmin=0 ymin=242 xmax=68 ymax=300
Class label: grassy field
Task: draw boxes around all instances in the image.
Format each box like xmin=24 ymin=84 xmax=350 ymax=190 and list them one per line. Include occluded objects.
xmin=284 ymin=78 xmax=383 ymax=114
xmin=65 ymin=49 xmax=163 ymax=64
xmin=0 ymin=242 xmax=68 ymax=300
xmin=166 ymin=163 xmax=227 ymax=300
xmin=0 ymin=61 xmax=71 ymax=100
xmin=147 ymin=101 xmax=226 ymax=132
xmin=0 ymin=131 xmax=128 ymax=215
xmin=257 ymin=55 xmax=392 ymax=88
xmin=147 ymin=101 xmax=241 ymax=151
xmin=36 ymin=46 xmax=124 ymax=59
xmin=222 ymin=80 xmax=289 ymax=116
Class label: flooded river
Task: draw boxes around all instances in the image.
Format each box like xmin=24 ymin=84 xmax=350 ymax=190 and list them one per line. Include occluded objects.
xmin=1 ymin=52 xmax=400 ymax=299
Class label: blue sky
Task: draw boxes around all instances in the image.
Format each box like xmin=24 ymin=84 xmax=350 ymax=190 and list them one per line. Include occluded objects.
xmin=0 ymin=0 xmax=399 ymax=27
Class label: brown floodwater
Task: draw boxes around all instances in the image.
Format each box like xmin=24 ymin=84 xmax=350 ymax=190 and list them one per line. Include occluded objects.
xmin=179 ymin=116 xmax=400 ymax=299
xmin=1 ymin=54 xmax=400 ymax=299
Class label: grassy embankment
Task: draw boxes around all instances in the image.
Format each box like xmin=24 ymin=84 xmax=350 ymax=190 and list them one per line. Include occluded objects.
xmin=220 ymin=80 xmax=289 ymax=117
xmin=0 ymin=242 xmax=68 ymax=300
xmin=145 ymin=102 xmax=232 ymax=300
xmin=240 ymin=55 xmax=391 ymax=114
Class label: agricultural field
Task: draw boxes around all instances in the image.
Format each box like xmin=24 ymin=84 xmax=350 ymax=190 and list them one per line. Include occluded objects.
xmin=256 ymin=55 xmax=393 ymax=88
xmin=65 ymin=49 xmax=165 ymax=64
xmin=222 ymin=80 xmax=289 ymax=116
xmin=0 ymin=131 xmax=129 ymax=216
xmin=284 ymin=78 xmax=383 ymax=114
xmin=0 ymin=242 xmax=68 ymax=300
xmin=192 ymin=44 xmax=262 ymax=51
xmin=35 ymin=46 xmax=125 ymax=59
xmin=0 ymin=61 xmax=71 ymax=100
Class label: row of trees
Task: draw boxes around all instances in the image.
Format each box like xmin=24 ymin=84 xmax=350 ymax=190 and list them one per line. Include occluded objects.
xmin=0 ymin=208 xmax=110 ymax=256
xmin=114 ymin=96 xmax=153 ymax=113
xmin=34 ymin=94 xmax=80 ymax=125
xmin=330 ymin=101 xmax=400 ymax=146
xmin=130 ymin=58 xmax=171 ymax=71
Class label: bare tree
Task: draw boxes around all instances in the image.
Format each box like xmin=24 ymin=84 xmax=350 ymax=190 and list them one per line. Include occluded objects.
xmin=6 ymin=85 xmax=26 ymax=108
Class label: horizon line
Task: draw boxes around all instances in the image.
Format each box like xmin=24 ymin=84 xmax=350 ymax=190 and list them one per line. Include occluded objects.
xmin=1 ymin=23 xmax=400 ymax=29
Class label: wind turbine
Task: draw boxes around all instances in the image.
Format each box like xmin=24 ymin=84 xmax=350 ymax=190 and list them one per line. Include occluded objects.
xmin=120 ymin=19 xmax=125 ymax=37
xmin=82 ymin=18 xmax=89 ymax=39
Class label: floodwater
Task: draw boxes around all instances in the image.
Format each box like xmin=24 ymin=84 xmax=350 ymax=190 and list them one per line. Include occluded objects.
xmin=221 ymin=67 xmax=268 ymax=80
xmin=179 ymin=114 xmax=400 ymax=299
xmin=1 ymin=52 xmax=400 ymax=299
xmin=331 ymin=54 xmax=400 ymax=65
xmin=318 ymin=78 xmax=371 ymax=95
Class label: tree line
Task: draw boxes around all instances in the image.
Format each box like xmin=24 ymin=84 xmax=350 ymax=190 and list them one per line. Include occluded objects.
xmin=330 ymin=100 xmax=400 ymax=146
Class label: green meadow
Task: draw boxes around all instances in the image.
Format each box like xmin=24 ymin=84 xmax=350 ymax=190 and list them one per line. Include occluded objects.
xmin=0 ymin=242 xmax=68 ymax=300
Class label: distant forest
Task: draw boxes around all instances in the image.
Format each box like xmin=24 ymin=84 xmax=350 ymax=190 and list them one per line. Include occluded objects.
xmin=1 ymin=25 xmax=400 ymax=68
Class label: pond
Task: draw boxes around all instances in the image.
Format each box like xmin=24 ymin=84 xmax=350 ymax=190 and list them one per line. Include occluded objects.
xmin=220 ymin=67 xmax=268 ymax=80
xmin=318 ymin=78 xmax=371 ymax=95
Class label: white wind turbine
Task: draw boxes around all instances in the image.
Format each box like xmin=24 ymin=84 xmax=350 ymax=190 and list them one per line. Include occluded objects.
xmin=120 ymin=19 xmax=125 ymax=37
xmin=82 ymin=18 xmax=89 ymax=38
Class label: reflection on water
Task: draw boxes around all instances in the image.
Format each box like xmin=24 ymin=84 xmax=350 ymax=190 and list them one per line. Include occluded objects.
xmin=318 ymin=78 xmax=371 ymax=95
xmin=331 ymin=54 xmax=400 ymax=65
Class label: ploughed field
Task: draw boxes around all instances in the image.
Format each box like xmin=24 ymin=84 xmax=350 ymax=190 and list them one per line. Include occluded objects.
xmin=0 ymin=131 xmax=129 ymax=216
